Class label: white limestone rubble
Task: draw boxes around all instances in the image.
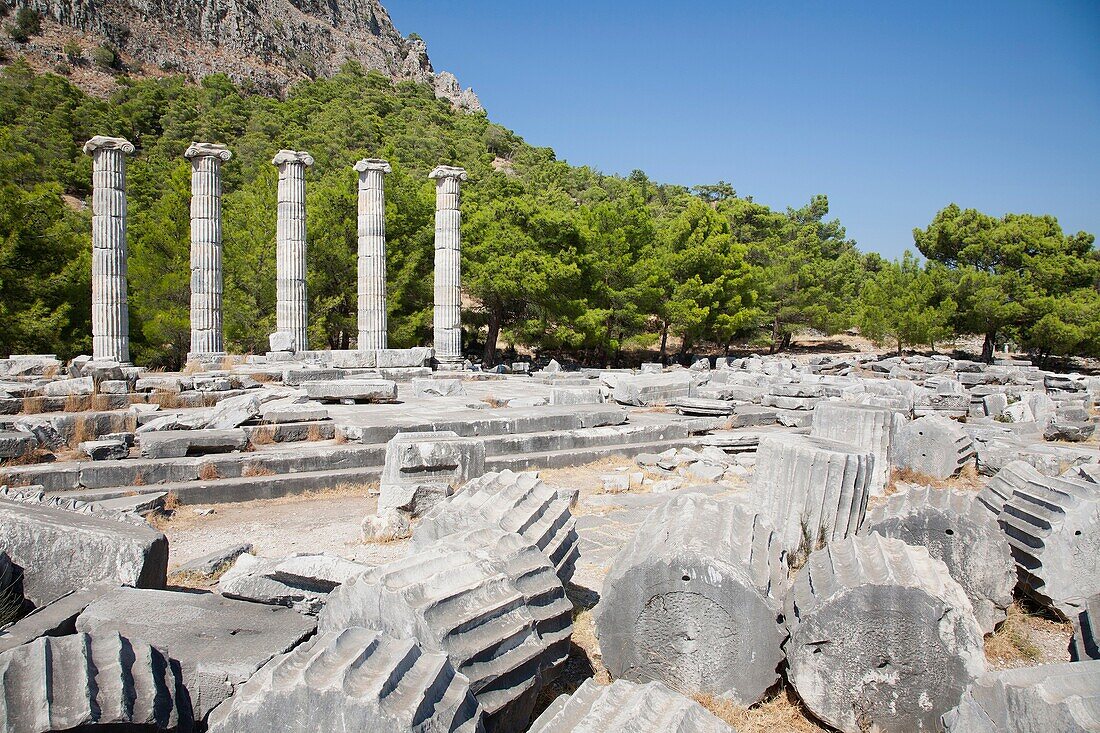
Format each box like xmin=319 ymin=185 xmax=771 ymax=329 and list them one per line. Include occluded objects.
xmin=207 ymin=627 xmax=484 ymax=733
xmin=529 ymin=678 xmax=735 ymax=733
xmin=861 ymin=485 xmax=1015 ymax=633
xmin=413 ymin=469 xmax=580 ymax=584
xmin=978 ymin=460 xmax=1100 ymax=617
xmin=942 ymin=660 xmax=1100 ymax=732
xmin=0 ymin=632 xmax=193 ymax=731
xmin=319 ymin=527 xmax=570 ymax=733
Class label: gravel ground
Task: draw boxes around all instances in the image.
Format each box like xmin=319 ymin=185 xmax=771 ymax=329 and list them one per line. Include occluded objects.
xmin=161 ymin=486 xmax=409 ymax=570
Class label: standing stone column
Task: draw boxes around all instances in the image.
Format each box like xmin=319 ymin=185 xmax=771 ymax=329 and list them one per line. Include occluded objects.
xmin=429 ymin=165 xmax=468 ymax=366
xmin=185 ymin=142 xmax=232 ymax=358
xmin=271 ymin=150 xmax=313 ymax=352
xmin=354 ymin=158 xmax=391 ymax=350
xmin=83 ymin=135 xmax=135 ymax=364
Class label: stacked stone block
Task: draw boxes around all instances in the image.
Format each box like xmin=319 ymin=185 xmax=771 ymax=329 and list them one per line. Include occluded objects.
xmin=810 ymin=401 xmax=903 ymax=494
xmin=272 ymin=149 xmax=314 ymax=351
xmin=430 ymin=165 xmax=467 ymax=366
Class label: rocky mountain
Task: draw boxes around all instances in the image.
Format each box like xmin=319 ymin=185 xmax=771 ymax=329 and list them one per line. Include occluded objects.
xmin=0 ymin=0 xmax=481 ymax=110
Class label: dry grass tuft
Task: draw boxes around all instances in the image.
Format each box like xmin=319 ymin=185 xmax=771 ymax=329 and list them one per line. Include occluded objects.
xmin=20 ymin=396 xmax=46 ymax=414
xmin=90 ymin=394 xmax=114 ymax=411
xmin=133 ymin=471 xmax=146 ymax=487
xmin=249 ymin=426 xmax=276 ymax=449
xmin=149 ymin=391 xmax=183 ymax=409
xmin=166 ymin=569 xmax=216 ymax=589
xmin=63 ymin=394 xmax=89 ymax=412
xmin=168 ymin=554 xmax=239 ymax=589
xmin=569 ymin=502 xmax=622 ymax=518
xmin=567 ymin=607 xmax=609 ymax=684
xmin=786 ymin=519 xmax=827 ymax=576
xmin=334 ymin=430 xmax=349 ymax=445
xmin=695 ymin=688 xmax=825 ymax=732
xmin=985 ymin=601 xmax=1069 ymax=666
xmin=1 ymin=448 xmax=54 ymax=469
xmin=147 ymin=491 xmax=180 ymax=531
xmin=242 ymin=463 xmax=276 ymax=478
xmin=198 ymin=463 xmax=220 ymax=481
xmin=480 ymin=394 xmax=508 ymax=408
xmin=306 ymin=423 xmax=324 ymax=442
xmin=887 ymin=463 xmax=983 ymax=494
xmin=68 ymin=414 xmax=94 ymax=447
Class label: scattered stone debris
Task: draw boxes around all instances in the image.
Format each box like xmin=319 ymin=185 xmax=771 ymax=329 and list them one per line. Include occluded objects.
xmin=0 ymin=346 xmax=1097 ymax=732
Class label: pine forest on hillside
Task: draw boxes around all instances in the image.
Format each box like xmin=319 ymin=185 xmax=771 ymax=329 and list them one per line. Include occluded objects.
xmin=0 ymin=59 xmax=1097 ymax=368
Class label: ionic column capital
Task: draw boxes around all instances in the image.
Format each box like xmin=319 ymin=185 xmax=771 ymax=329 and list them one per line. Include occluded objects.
xmin=354 ymin=158 xmax=392 ymax=174
xmin=83 ymin=136 xmax=135 ymax=156
xmin=272 ymin=149 xmax=315 ymax=167
xmin=429 ymin=165 xmax=468 ymax=182
xmin=185 ymin=142 xmax=232 ymax=162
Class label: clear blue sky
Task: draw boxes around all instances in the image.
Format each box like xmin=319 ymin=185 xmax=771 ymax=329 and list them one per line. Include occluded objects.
xmin=386 ymin=1 xmax=1100 ymax=258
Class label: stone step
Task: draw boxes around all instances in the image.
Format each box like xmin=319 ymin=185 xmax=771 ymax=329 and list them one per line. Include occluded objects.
xmin=52 ymin=436 xmax=708 ymax=506
xmin=15 ymin=420 xmax=694 ymax=495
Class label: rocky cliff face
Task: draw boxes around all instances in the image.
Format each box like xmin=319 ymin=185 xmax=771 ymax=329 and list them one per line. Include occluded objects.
xmin=4 ymin=0 xmax=481 ymax=110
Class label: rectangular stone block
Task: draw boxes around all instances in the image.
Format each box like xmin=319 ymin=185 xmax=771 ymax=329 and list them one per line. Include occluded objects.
xmin=76 ymin=587 xmax=316 ymax=720
xmin=0 ymin=500 xmax=167 ymax=606
xmin=612 ymin=373 xmax=694 ymax=406
xmin=301 ymin=379 xmax=397 ymax=403
xmin=139 ymin=429 xmax=248 ymax=458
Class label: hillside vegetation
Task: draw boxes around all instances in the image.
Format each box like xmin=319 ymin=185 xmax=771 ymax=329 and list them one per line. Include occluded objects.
xmin=0 ymin=59 xmax=1096 ymax=368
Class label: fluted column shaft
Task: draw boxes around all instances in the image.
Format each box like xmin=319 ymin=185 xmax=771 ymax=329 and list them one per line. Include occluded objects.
xmin=83 ymin=136 xmax=135 ymax=364
xmin=186 ymin=143 xmax=231 ymax=357
xmin=273 ymin=150 xmax=313 ymax=352
xmin=355 ymin=159 xmax=391 ymax=350
xmin=430 ymin=166 xmax=468 ymax=365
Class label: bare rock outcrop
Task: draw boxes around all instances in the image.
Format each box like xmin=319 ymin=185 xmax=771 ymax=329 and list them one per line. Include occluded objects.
xmin=11 ymin=0 xmax=482 ymax=109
